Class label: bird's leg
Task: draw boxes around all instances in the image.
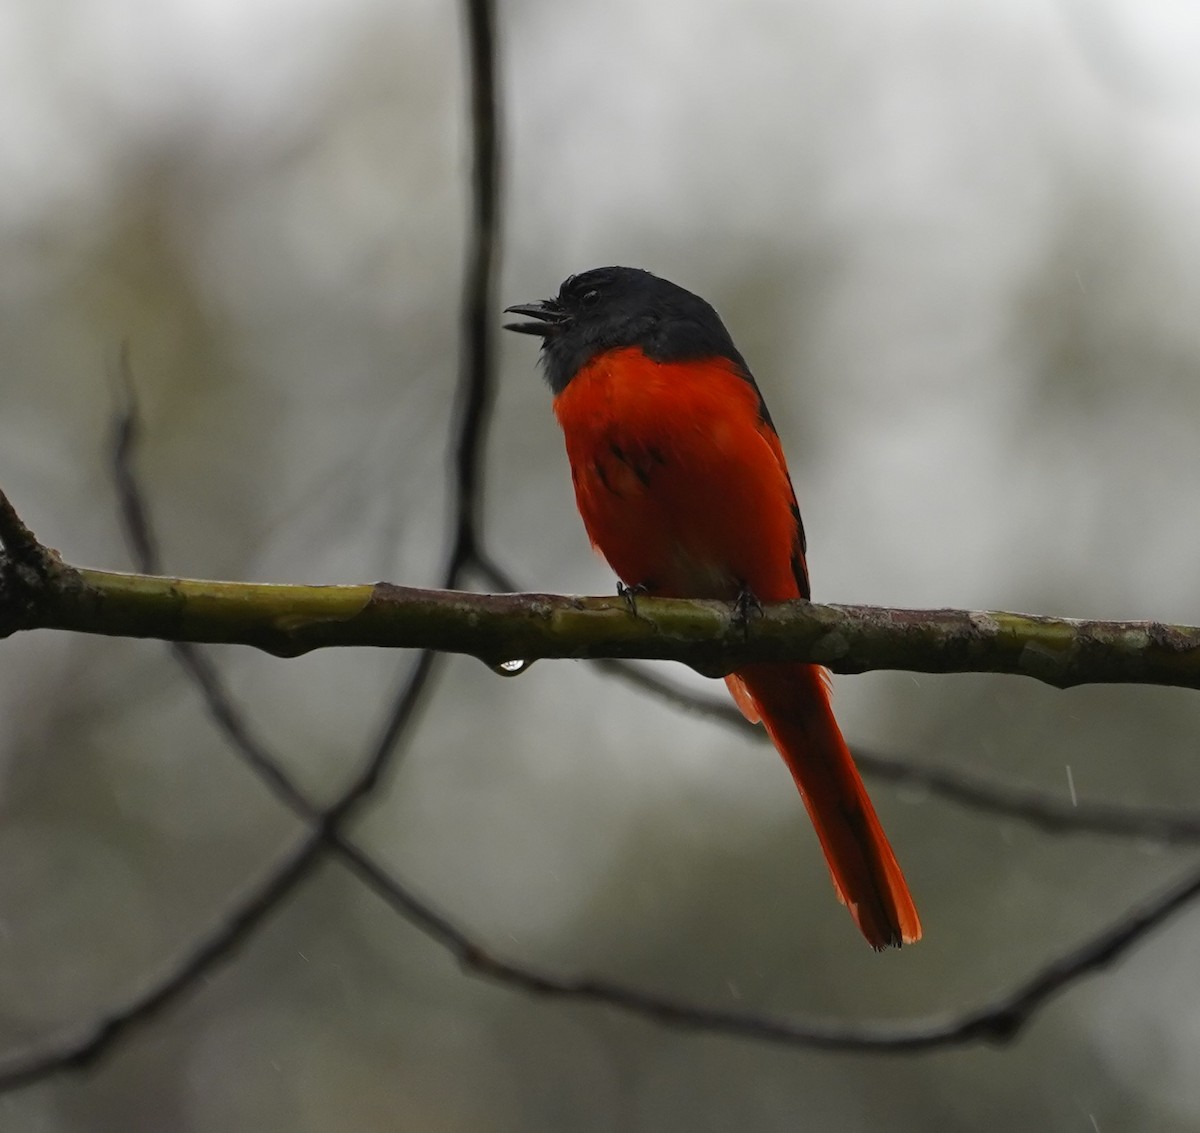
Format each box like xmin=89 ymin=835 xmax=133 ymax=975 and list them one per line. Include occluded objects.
xmin=617 ymin=579 xmax=648 ymax=618
xmin=732 ymin=583 xmax=763 ymax=638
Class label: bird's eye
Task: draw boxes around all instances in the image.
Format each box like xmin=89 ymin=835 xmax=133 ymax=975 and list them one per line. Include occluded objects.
xmin=580 ymin=289 xmax=600 ymax=307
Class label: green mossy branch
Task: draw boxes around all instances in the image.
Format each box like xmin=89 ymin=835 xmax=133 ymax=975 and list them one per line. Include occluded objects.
xmin=3 ymin=554 xmax=1199 ymax=690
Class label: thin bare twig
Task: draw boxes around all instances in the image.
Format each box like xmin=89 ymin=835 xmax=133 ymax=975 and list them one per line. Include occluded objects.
xmin=0 ymin=0 xmax=503 ymax=1092
xmin=850 ymin=749 xmax=1200 ymax=843
xmin=371 ymin=0 xmax=502 ymax=765
xmin=0 ymin=836 xmax=321 ymax=1090
xmin=601 ymin=660 xmax=1200 ymax=843
xmin=446 ymin=0 xmax=501 ymax=579
xmin=6 ymin=492 xmax=1200 ymax=1077
xmin=6 ymin=0 xmax=1200 ymax=1093
xmin=0 ymin=428 xmax=442 ymax=1092
xmin=112 ymin=348 xmax=162 ymax=575
xmin=115 ymin=351 xmax=319 ymax=817
xmin=0 ymin=488 xmax=41 ymax=558
xmin=86 ymin=439 xmax=1200 ymax=1060
xmin=98 ymin=397 xmax=1200 ymax=1069
xmin=472 ymin=553 xmax=1200 ymax=844
xmin=338 ymin=855 xmax=1200 ymax=1053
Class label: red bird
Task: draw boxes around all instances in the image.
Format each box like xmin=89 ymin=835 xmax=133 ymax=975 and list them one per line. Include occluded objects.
xmin=505 ymin=267 xmax=920 ymax=948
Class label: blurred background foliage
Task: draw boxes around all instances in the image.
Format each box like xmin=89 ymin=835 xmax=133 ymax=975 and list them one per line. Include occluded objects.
xmin=2 ymin=0 xmax=1200 ymax=1129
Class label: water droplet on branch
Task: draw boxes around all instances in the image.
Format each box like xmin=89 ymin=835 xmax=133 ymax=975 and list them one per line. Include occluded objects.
xmin=489 ymin=658 xmax=531 ymax=677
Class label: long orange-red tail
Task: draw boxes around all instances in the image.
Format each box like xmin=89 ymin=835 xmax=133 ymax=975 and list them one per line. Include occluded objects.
xmin=727 ymin=663 xmax=921 ymax=949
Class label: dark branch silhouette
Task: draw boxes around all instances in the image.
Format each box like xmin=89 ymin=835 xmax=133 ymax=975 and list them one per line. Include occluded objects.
xmin=339 ymin=858 xmax=1200 ymax=1053
xmin=0 ymin=0 xmax=500 ymax=1091
xmin=12 ymin=420 xmax=1200 ymax=1076
xmin=449 ymin=0 xmax=500 ymax=577
xmin=9 ymin=421 xmax=1197 ymax=1082
xmin=472 ymin=554 xmax=1200 ymax=845
xmin=2 ymin=0 xmax=1200 ymax=1095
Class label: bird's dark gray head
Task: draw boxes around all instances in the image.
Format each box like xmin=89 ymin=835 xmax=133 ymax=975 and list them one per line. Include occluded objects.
xmin=504 ymin=266 xmax=747 ymax=395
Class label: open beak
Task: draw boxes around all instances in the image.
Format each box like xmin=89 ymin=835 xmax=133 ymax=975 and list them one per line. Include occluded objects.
xmin=503 ymin=299 xmax=567 ymax=337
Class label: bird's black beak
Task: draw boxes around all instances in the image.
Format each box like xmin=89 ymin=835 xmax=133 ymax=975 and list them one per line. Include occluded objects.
xmin=503 ymin=298 xmax=567 ymax=337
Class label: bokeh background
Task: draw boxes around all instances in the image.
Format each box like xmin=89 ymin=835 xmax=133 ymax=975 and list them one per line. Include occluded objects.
xmin=2 ymin=0 xmax=1200 ymax=1129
